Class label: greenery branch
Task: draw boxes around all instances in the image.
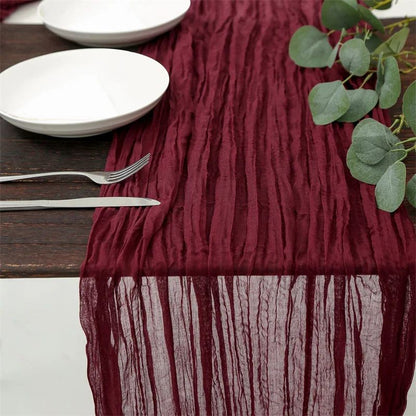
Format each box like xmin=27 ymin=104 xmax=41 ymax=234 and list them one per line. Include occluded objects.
xmin=289 ymin=0 xmax=416 ymax=212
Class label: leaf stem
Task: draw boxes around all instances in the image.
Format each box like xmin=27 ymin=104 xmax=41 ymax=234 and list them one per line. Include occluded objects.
xmin=383 ymin=17 xmax=416 ymax=30
xmin=339 ymin=28 xmax=348 ymax=39
xmin=375 ymin=51 xmax=416 ymax=62
xmin=371 ymin=0 xmax=393 ymax=9
xmin=389 ymin=118 xmax=400 ymax=130
xmin=400 ymin=66 xmax=416 ymax=74
xmin=342 ymin=74 xmax=354 ymax=84
xmin=397 ymin=57 xmax=415 ymax=69
xmin=358 ymin=72 xmax=374 ymax=89
xmin=394 ymin=51 xmax=416 ymax=58
xmin=363 ymin=29 xmax=372 ymax=42
xmin=393 ymin=114 xmax=406 ymax=135
xmin=396 ymin=136 xmax=416 ymax=146
xmin=405 ymin=144 xmax=416 ymax=153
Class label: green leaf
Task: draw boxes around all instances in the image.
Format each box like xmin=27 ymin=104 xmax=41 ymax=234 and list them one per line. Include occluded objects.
xmin=347 ymin=147 xmax=406 ymax=185
xmin=365 ymin=34 xmax=383 ymax=52
xmin=373 ymin=27 xmax=410 ymax=56
xmin=339 ymin=38 xmax=371 ymax=76
xmin=406 ymin=175 xmax=416 ymax=208
xmin=376 ymin=56 xmax=401 ymax=109
xmin=364 ymin=0 xmax=392 ymax=9
xmin=372 ymin=41 xmax=395 ymax=58
xmin=375 ymin=161 xmax=406 ymax=212
xmin=358 ymin=5 xmax=385 ymax=32
xmin=308 ymin=81 xmax=350 ymax=125
xmin=355 ymin=32 xmax=383 ymax=52
xmin=351 ymin=118 xmax=401 ymax=164
xmin=327 ymin=30 xmax=346 ymax=68
xmin=337 ymin=89 xmax=378 ymax=122
xmin=386 ymin=27 xmax=410 ymax=54
xmin=327 ymin=43 xmax=340 ymax=68
xmin=321 ymin=0 xmax=360 ymax=30
xmin=402 ymin=81 xmax=416 ymax=135
xmin=289 ymin=26 xmax=333 ymax=68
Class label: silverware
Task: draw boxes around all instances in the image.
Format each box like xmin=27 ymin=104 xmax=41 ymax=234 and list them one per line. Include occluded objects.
xmin=0 ymin=153 xmax=151 ymax=185
xmin=0 ymin=197 xmax=160 ymax=211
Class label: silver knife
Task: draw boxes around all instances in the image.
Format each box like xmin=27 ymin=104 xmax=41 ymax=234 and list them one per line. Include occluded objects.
xmin=0 ymin=197 xmax=160 ymax=211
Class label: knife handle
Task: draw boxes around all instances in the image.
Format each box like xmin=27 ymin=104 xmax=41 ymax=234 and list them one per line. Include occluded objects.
xmin=0 ymin=200 xmax=51 ymax=211
xmin=0 ymin=197 xmax=160 ymax=211
xmin=0 ymin=198 xmax=91 ymax=211
xmin=0 ymin=198 xmax=111 ymax=210
xmin=0 ymin=172 xmax=83 ymax=183
xmin=0 ymin=198 xmax=103 ymax=210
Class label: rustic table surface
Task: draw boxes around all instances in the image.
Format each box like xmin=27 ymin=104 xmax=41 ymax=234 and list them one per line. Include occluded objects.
xmin=0 ymin=22 xmax=415 ymax=278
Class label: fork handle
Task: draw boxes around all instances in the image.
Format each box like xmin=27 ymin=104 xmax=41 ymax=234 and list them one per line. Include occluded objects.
xmin=0 ymin=172 xmax=85 ymax=182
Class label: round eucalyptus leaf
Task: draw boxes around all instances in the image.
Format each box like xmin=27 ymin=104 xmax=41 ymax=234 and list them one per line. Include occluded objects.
xmin=376 ymin=56 xmax=401 ymax=109
xmin=402 ymin=80 xmax=416 ymax=135
xmin=355 ymin=32 xmax=383 ymax=52
xmin=321 ymin=0 xmax=360 ymax=30
xmin=364 ymin=0 xmax=392 ymax=9
xmin=339 ymin=38 xmax=370 ymax=76
xmin=346 ymin=147 xmax=406 ymax=185
xmin=373 ymin=27 xmax=410 ymax=56
xmin=337 ymin=89 xmax=378 ymax=122
xmin=375 ymin=161 xmax=406 ymax=212
xmin=289 ymin=26 xmax=333 ymax=68
xmin=351 ymin=118 xmax=400 ymax=164
xmin=358 ymin=5 xmax=384 ymax=32
xmin=308 ymin=81 xmax=350 ymax=125
xmin=365 ymin=34 xmax=383 ymax=52
xmin=406 ymin=175 xmax=416 ymax=208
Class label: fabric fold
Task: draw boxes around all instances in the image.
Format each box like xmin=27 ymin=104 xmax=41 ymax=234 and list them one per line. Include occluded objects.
xmin=80 ymin=0 xmax=416 ymax=414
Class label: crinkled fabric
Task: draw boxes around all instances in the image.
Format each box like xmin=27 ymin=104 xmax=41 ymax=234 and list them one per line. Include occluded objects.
xmin=80 ymin=0 xmax=416 ymax=414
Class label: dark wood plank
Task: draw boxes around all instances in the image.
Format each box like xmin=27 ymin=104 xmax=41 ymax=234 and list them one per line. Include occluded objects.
xmin=0 ymin=20 xmax=415 ymax=278
xmin=1 ymin=244 xmax=90 ymax=278
xmin=0 ymin=24 xmax=112 ymax=277
xmin=0 ymin=24 xmax=78 ymax=70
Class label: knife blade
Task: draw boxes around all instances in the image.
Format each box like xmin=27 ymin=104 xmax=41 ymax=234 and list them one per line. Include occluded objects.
xmin=0 ymin=197 xmax=160 ymax=211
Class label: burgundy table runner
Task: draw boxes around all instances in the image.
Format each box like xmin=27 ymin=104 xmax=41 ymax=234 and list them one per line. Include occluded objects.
xmin=80 ymin=0 xmax=416 ymax=415
xmin=0 ymin=0 xmax=33 ymax=20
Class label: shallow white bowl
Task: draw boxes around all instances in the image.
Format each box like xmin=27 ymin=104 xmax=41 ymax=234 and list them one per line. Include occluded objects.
xmin=38 ymin=0 xmax=191 ymax=47
xmin=0 ymin=48 xmax=169 ymax=137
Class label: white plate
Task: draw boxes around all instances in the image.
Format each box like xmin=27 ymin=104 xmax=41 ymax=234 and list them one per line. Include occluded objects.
xmin=0 ymin=49 xmax=169 ymax=137
xmin=38 ymin=0 xmax=191 ymax=47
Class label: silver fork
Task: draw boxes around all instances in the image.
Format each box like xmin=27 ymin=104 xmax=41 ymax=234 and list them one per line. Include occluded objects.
xmin=0 ymin=153 xmax=151 ymax=185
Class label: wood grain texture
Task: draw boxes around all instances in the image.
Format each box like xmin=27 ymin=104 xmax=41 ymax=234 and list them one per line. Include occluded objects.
xmin=0 ymin=22 xmax=415 ymax=278
xmin=0 ymin=24 xmax=112 ymax=277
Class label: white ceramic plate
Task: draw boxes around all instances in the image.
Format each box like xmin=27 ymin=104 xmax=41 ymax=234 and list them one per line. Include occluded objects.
xmin=0 ymin=49 xmax=169 ymax=137
xmin=38 ymin=0 xmax=191 ymax=47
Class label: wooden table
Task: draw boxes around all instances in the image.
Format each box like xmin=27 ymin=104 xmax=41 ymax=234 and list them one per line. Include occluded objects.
xmin=1 ymin=23 xmax=415 ymax=278
xmin=0 ymin=25 xmax=113 ymax=277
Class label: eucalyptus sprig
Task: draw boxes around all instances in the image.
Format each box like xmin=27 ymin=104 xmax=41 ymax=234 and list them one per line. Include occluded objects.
xmin=289 ymin=0 xmax=416 ymax=212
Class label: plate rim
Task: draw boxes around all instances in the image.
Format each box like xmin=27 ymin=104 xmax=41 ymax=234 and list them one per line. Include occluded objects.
xmin=0 ymin=48 xmax=170 ymax=129
xmin=38 ymin=0 xmax=191 ymax=36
